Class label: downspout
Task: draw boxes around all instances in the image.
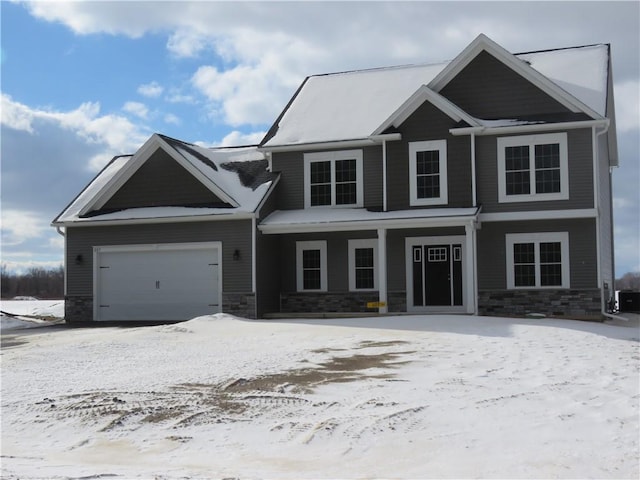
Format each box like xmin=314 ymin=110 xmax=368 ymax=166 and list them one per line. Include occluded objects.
xmin=252 ymin=215 xmax=257 ymax=319
xmin=593 ymin=121 xmax=618 ymax=320
xmin=56 ymin=226 xmax=67 ymax=297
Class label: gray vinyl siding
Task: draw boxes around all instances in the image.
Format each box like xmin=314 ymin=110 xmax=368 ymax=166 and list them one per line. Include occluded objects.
xmin=279 ymin=231 xmax=376 ymax=292
xmin=387 ymin=101 xmax=473 ymax=210
xmin=102 ymin=149 xmax=224 ymax=211
xmin=440 ymin=51 xmax=575 ymax=119
xmin=598 ymin=132 xmax=614 ymax=289
xmin=270 ymin=146 xmax=383 ymax=210
xmin=476 ymin=128 xmax=594 ymax=212
xmin=66 ymin=220 xmax=253 ymax=296
xmin=477 ymin=219 xmax=598 ymax=290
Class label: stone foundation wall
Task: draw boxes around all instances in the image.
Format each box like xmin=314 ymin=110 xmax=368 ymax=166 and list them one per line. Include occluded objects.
xmin=65 ymin=295 xmax=93 ymax=323
xmin=280 ymin=292 xmax=383 ymax=313
xmin=478 ymin=289 xmax=602 ymax=318
xmin=388 ymin=291 xmax=407 ymax=312
xmin=223 ymin=292 xmax=256 ymax=319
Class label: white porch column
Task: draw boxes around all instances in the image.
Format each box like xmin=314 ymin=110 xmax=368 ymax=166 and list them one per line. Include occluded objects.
xmin=377 ymin=228 xmax=388 ymax=314
xmin=465 ymin=221 xmax=478 ymax=314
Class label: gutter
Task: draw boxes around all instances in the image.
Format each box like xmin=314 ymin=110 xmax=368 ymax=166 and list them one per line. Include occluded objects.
xmin=258 ymin=133 xmax=402 ymax=153
xmin=449 ymin=118 xmax=609 ymax=136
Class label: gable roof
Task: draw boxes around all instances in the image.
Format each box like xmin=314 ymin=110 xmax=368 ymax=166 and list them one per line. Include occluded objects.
xmin=260 ymin=34 xmax=610 ymax=149
xmin=52 ymin=134 xmax=278 ymax=226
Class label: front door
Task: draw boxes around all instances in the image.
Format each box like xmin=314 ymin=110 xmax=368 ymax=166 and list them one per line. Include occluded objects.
xmin=409 ymin=239 xmax=464 ymax=309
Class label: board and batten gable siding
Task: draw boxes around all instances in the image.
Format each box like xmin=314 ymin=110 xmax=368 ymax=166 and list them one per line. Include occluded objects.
xmin=65 ymin=220 xmax=253 ymax=296
xmin=439 ymin=51 xmax=577 ymax=119
xmin=386 ymin=100 xmax=473 ymax=210
xmin=476 ymin=128 xmax=594 ymax=213
xmin=476 ymin=218 xmax=598 ymax=290
xmin=101 ymin=149 xmax=225 ymax=211
xmin=270 ymin=146 xmax=383 ymax=210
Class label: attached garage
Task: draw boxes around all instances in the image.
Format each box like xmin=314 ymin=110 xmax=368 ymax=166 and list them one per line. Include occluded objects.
xmin=93 ymin=242 xmax=221 ymax=321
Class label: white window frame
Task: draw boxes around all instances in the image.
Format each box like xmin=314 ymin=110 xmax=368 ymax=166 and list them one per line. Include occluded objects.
xmin=304 ymin=150 xmax=363 ymax=208
xmin=348 ymin=239 xmax=378 ymax=291
xmin=296 ymin=240 xmax=327 ymax=292
xmin=505 ymin=232 xmax=570 ymax=289
xmin=497 ymin=132 xmax=569 ymax=203
xmin=409 ymin=140 xmax=448 ymax=206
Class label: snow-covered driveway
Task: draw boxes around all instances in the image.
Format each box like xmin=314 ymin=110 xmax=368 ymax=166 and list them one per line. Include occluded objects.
xmin=1 ymin=312 xmax=638 ymax=479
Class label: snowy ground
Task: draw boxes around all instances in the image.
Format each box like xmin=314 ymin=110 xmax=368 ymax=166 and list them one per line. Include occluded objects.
xmin=1 ymin=302 xmax=639 ymax=479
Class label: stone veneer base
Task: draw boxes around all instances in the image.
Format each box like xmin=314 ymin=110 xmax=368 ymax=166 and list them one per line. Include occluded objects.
xmin=478 ymin=289 xmax=602 ymax=318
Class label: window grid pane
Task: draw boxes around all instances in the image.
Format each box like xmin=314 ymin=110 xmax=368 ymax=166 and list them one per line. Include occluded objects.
xmin=535 ymin=144 xmax=561 ymax=194
xmin=416 ymin=150 xmax=440 ymax=199
xmin=302 ymin=249 xmax=321 ymax=290
xmin=513 ymin=243 xmax=536 ymax=287
xmin=310 ymin=161 xmax=332 ymax=206
xmin=540 ymin=242 xmax=562 ymax=286
xmin=335 ymin=159 xmax=357 ymax=205
xmin=505 ymin=146 xmax=531 ymax=195
xmin=354 ymin=247 xmax=374 ymax=289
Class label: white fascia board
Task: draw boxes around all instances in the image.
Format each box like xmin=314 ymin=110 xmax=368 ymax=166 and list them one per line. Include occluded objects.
xmin=56 ymin=212 xmax=255 ymax=228
xmin=259 ymin=214 xmax=477 ymax=235
xmin=157 ymin=136 xmax=240 ymax=208
xmin=479 ymin=208 xmax=597 ymax=223
xmin=429 ymin=34 xmax=601 ymax=119
xmin=257 ymin=134 xmax=401 ymax=153
xmin=79 ymin=134 xmax=162 ymax=216
xmin=372 ymin=86 xmax=480 ymax=136
xmin=449 ymin=118 xmax=609 ymax=136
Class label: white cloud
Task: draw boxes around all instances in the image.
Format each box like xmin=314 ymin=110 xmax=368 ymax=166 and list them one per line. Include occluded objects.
xmin=123 ymin=101 xmax=149 ymax=119
xmin=138 ymin=81 xmax=164 ymax=98
xmin=1 ymin=94 xmax=148 ymax=170
xmin=1 ymin=209 xmax=48 ymax=247
xmin=164 ymin=113 xmax=181 ymax=125
xmin=614 ymin=81 xmax=640 ymax=133
xmin=218 ymin=130 xmax=266 ymax=147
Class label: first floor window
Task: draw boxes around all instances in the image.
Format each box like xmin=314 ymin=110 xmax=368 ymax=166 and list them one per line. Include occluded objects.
xmin=409 ymin=140 xmax=448 ymax=206
xmin=304 ymin=150 xmax=363 ymax=208
xmin=296 ymin=241 xmax=327 ymax=291
xmin=498 ymin=132 xmax=568 ymax=203
xmin=348 ymin=239 xmax=378 ymax=291
xmin=506 ymin=232 xmax=569 ymax=289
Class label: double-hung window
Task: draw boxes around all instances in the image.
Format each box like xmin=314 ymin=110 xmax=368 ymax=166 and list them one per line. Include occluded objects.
xmin=497 ymin=133 xmax=569 ymax=203
xmin=348 ymin=239 xmax=378 ymax=291
xmin=409 ymin=140 xmax=448 ymax=206
xmin=304 ymin=150 xmax=363 ymax=208
xmin=296 ymin=241 xmax=327 ymax=292
xmin=505 ymin=232 xmax=569 ymax=289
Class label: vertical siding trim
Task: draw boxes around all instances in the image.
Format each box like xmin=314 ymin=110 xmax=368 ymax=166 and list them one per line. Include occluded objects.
xmin=470 ymin=133 xmax=477 ymax=207
xmin=382 ymin=140 xmax=388 ymax=211
xmin=591 ymin=126 xmax=602 ymax=290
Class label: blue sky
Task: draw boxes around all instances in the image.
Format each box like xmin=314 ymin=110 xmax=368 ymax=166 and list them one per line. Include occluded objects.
xmin=1 ymin=0 xmax=639 ymax=277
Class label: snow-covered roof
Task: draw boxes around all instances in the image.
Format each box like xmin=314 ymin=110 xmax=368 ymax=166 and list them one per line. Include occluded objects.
xmin=259 ymin=207 xmax=479 ymax=233
xmin=261 ymin=35 xmax=609 ymax=149
xmin=52 ymin=134 xmax=278 ymax=225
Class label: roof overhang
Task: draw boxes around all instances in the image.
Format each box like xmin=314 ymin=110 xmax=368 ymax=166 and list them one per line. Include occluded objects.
xmin=258 ymin=133 xmax=402 ymax=153
xmin=259 ymin=207 xmax=479 ymax=234
xmin=449 ymin=118 xmax=609 ymax=136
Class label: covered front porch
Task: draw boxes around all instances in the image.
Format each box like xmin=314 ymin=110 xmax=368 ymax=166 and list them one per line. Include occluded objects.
xmin=258 ymin=207 xmax=480 ymax=316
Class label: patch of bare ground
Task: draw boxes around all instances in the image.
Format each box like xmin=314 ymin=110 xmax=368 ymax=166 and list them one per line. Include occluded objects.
xmin=25 ymin=342 xmax=416 ymax=435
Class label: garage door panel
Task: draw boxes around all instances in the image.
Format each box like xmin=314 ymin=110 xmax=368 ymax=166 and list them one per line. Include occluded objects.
xmin=96 ymin=244 xmax=221 ymax=321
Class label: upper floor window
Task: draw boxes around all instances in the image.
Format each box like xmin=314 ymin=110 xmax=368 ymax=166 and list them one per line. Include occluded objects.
xmin=409 ymin=140 xmax=448 ymax=206
xmin=505 ymin=232 xmax=570 ymax=289
xmin=304 ymin=150 xmax=363 ymax=208
xmin=497 ymin=133 xmax=569 ymax=203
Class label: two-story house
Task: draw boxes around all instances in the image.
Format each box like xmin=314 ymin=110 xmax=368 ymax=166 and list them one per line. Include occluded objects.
xmin=52 ymin=34 xmax=617 ymax=323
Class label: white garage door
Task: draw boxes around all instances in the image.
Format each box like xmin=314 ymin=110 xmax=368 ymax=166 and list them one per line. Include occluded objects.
xmin=94 ymin=243 xmax=221 ymax=321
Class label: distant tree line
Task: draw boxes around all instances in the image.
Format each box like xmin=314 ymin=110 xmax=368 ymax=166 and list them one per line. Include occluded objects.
xmin=1 ymin=265 xmax=65 ymax=299
xmin=616 ymin=271 xmax=640 ymax=291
